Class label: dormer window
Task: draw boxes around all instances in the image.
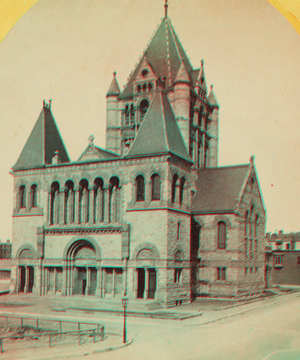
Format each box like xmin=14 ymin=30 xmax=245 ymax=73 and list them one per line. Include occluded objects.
xmin=142 ymin=69 xmax=148 ymax=78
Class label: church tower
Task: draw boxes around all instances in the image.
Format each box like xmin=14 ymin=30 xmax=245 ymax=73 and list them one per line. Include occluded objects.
xmin=105 ymin=1 xmax=219 ymax=168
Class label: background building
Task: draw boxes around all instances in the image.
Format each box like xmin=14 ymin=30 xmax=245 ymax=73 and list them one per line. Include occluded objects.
xmin=9 ymin=5 xmax=266 ymax=306
xmin=266 ymin=231 xmax=300 ymax=286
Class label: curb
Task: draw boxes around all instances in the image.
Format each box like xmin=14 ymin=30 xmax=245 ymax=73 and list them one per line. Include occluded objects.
xmin=192 ymin=290 xmax=300 ymax=327
xmin=4 ymin=333 xmax=133 ymax=360
xmin=214 ymin=289 xmax=300 ymax=311
xmin=65 ymin=307 xmax=202 ymax=321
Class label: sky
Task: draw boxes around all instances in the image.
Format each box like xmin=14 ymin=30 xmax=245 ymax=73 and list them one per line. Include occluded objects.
xmin=0 ymin=0 xmax=299 ymax=241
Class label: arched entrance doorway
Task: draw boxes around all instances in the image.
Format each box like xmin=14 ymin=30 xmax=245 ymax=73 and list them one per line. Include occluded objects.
xmin=67 ymin=240 xmax=97 ymax=296
xmin=136 ymin=249 xmax=156 ymax=300
xmin=19 ymin=249 xmax=34 ymax=293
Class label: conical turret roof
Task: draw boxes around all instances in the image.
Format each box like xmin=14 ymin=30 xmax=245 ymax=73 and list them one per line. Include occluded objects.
xmin=208 ymin=85 xmax=219 ymax=107
xmin=126 ymin=90 xmax=191 ymax=161
xmin=195 ymin=60 xmax=207 ymax=91
xmin=174 ymin=61 xmax=191 ymax=85
xmin=106 ymin=72 xmax=121 ymax=97
xmin=13 ymin=102 xmax=70 ymax=170
xmin=119 ymin=18 xmax=194 ymax=99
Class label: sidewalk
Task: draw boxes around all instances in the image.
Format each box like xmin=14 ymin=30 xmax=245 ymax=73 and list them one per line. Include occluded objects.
xmin=0 ymin=333 xmax=132 ymax=360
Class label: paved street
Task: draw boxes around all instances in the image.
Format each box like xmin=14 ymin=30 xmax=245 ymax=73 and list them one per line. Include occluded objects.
xmin=1 ymin=292 xmax=300 ymax=359
xmin=69 ymin=294 xmax=300 ymax=360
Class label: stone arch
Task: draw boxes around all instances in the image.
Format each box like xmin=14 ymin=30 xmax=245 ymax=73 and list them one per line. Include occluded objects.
xmin=173 ymin=248 xmax=185 ymax=261
xmin=131 ymin=242 xmax=160 ymax=260
xmin=212 ymin=215 xmax=232 ymax=229
xmin=62 ymin=236 xmax=101 ymax=261
xmin=47 ymin=179 xmax=62 ymax=191
xmin=15 ymin=244 xmax=38 ymax=260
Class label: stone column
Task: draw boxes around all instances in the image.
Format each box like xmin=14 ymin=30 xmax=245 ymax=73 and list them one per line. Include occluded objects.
xmin=96 ymin=267 xmax=102 ymax=298
xmin=85 ymin=267 xmax=90 ymax=296
xmin=62 ymin=265 xmax=67 ymax=296
xmin=145 ymin=181 xmax=151 ymax=204
xmin=145 ymin=268 xmax=149 ymax=300
xmin=48 ymin=192 xmax=52 ymax=225
xmin=112 ymin=268 xmax=116 ymax=298
xmin=24 ymin=266 xmax=29 ymax=293
xmin=104 ymin=188 xmax=109 ymax=223
xmin=43 ymin=267 xmax=47 ymax=295
xmin=59 ymin=191 xmax=65 ymax=225
xmin=110 ymin=187 xmax=116 ymax=222
xmin=133 ymin=269 xmax=138 ymax=300
xmin=202 ymin=133 xmax=206 ymax=167
xmin=53 ymin=267 xmax=57 ymax=295
xmin=89 ymin=187 xmax=95 ymax=224
xmin=74 ymin=189 xmax=80 ymax=224
xmin=39 ymin=260 xmax=43 ymax=296
xmin=102 ymin=269 xmax=106 ymax=298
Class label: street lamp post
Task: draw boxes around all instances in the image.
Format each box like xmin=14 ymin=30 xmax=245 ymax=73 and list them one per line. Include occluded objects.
xmin=122 ymin=294 xmax=129 ymax=343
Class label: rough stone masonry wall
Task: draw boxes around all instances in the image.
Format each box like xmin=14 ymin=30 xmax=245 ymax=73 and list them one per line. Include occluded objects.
xmin=165 ymin=211 xmax=191 ymax=306
xmin=194 ymin=213 xmax=240 ymax=298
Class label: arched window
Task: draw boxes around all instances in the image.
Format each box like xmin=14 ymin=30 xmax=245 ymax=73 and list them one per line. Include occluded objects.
xmin=64 ymin=180 xmax=74 ymax=224
xmin=94 ymin=177 xmax=104 ymax=223
xmin=140 ymin=99 xmax=149 ymax=121
xmin=130 ymin=104 xmax=135 ymax=124
xmin=179 ymin=177 xmax=185 ymax=205
xmin=125 ymin=105 xmax=129 ymax=125
xmin=151 ymin=174 xmax=160 ymax=201
xmin=171 ymin=174 xmax=178 ymax=203
xmin=50 ymin=182 xmax=60 ymax=225
xmin=109 ymin=176 xmax=120 ymax=222
xmin=30 ymin=184 xmax=37 ymax=208
xmin=244 ymin=211 xmax=248 ymax=236
xmin=79 ymin=179 xmax=89 ymax=224
xmin=218 ymin=221 xmax=226 ymax=249
xmin=19 ymin=185 xmax=26 ymax=208
xmin=136 ymin=175 xmax=145 ymax=202
xmin=254 ymin=214 xmax=258 ymax=238
xmin=198 ymin=106 xmax=203 ymax=127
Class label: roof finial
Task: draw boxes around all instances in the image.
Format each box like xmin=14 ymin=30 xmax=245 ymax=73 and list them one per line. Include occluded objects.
xmin=88 ymin=134 xmax=95 ymax=146
xmin=113 ymin=71 xmax=116 ymax=77
xmin=164 ymin=0 xmax=168 ymax=18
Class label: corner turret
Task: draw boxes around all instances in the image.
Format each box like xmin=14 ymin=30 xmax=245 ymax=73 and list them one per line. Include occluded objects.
xmin=106 ymin=72 xmax=122 ymax=155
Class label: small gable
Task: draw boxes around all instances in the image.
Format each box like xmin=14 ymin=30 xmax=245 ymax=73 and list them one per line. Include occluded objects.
xmin=78 ymin=137 xmax=120 ymax=162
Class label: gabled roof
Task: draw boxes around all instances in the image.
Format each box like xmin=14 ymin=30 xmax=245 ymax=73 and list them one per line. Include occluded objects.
xmin=126 ymin=90 xmax=191 ymax=161
xmin=78 ymin=143 xmax=119 ymax=162
xmin=119 ymin=17 xmax=194 ymax=99
xmin=191 ymin=164 xmax=250 ymax=213
xmin=13 ymin=103 xmax=70 ymax=170
xmin=208 ymin=85 xmax=219 ymax=107
xmin=106 ymin=72 xmax=121 ymax=97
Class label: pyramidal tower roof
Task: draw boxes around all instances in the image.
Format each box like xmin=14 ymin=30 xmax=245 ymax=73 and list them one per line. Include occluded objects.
xmin=13 ymin=101 xmax=70 ymax=170
xmin=208 ymin=85 xmax=219 ymax=107
xmin=120 ymin=12 xmax=194 ymax=99
xmin=106 ymin=72 xmax=121 ymax=97
xmin=126 ymin=90 xmax=191 ymax=161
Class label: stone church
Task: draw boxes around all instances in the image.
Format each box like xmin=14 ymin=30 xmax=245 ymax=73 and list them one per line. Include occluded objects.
xmin=9 ymin=3 xmax=266 ymax=306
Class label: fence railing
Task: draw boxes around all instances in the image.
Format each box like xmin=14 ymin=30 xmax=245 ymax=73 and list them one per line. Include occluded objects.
xmin=0 ymin=314 xmax=105 ymax=353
